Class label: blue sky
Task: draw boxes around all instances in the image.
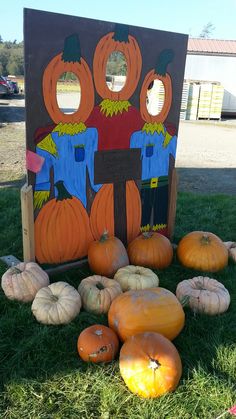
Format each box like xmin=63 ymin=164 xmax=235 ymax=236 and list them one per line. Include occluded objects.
xmin=2 ymin=0 xmax=236 ymax=42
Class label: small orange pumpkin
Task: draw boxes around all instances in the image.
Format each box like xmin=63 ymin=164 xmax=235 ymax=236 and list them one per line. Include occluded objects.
xmin=140 ymin=49 xmax=174 ymax=123
xmin=93 ymin=24 xmax=142 ymax=101
xmin=90 ymin=181 xmax=141 ymax=244
xmin=108 ymin=287 xmax=185 ymax=342
xmin=43 ymin=34 xmax=94 ymax=124
xmin=77 ymin=324 xmax=119 ymax=363
xmin=35 ymin=181 xmax=93 ymax=264
xmin=88 ymin=231 xmax=129 ymax=277
xmin=119 ymin=332 xmax=182 ymax=398
xmin=128 ymin=232 xmax=173 ymax=269
xmin=177 ymin=231 xmax=228 ymax=272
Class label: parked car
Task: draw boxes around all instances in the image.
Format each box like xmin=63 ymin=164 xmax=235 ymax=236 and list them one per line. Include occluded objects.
xmin=3 ymin=77 xmax=14 ymax=94
xmin=0 ymin=76 xmax=11 ymax=96
xmin=11 ymin=80 xmax=19 ymax=94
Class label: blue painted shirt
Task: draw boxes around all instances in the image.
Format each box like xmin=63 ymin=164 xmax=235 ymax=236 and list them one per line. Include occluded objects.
xmin=35 ymin=128 xmax=101 ymax=207
xmin=130 ymin=130 xmax=177 ymax=180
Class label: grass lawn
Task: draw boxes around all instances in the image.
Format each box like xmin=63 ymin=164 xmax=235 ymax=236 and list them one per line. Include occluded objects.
xmin=0 ymin=188 xmax=235 ymax=419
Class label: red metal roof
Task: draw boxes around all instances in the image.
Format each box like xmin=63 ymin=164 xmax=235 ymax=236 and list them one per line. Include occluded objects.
xmin=188 ymin=38 xmax=236 ymax=55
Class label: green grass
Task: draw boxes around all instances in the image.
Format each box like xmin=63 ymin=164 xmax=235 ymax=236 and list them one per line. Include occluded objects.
xmin=0 ymin=188 xmax=236 ymax=419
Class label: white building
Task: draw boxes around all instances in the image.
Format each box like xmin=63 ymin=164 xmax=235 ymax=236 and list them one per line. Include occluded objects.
xmin=185 ymin=38 xmax=236 ymax=114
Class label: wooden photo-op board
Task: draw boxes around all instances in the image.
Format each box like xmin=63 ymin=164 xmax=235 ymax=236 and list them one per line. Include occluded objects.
xmin=24 ymin=8 xmax=188 ymax=266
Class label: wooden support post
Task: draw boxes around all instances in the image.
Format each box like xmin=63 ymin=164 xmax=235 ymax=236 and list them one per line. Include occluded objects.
xmin=167 ymin=155 xmax=178 ymax=240
xmin=21 ymin=183 xmax=35 ymax=262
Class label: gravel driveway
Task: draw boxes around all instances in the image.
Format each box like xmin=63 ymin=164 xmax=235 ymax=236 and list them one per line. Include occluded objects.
xmin=0 ymin=95 xmax=236 ymax=194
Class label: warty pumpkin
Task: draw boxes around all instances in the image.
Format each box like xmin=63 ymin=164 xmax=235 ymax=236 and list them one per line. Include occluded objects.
xmin=43 ymin=34 xmax=94 ymax=124
xmin=114 ymin=265 xmax=159 ymax=291
xmin=88 ymin=231 xmax=129 ymax=277
xmin=35 ymin=181 xmax=93 ymax=264
xmin=119 ymin=332 xmax=182 ymax=398
xmin=31 ymin=281 xmax=81 ymax=325
xmin=78 ymin=275 xmax=122 ymax=314
xmin=1 ymin=262 xmax=49 ymax=303
xmin=77 ymin=324 xmax=119 ymax=363
xmin=176 ymin=276 xmax=230 ymax=315
xmin=108 ymin=287 xmax=185 ymax=342
xmin=127 ymin=232 xmax=173 ymax=269
xmin=140 ymin=49 xmax=174 ymax=124
xmin=89 ymin=181 xmax=141 ymax=244
xmin=177 ymin=231 xmax=228 ymax=272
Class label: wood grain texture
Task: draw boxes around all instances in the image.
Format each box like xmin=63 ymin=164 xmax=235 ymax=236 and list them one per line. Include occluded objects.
xmin=21 ymin=183 xmax=35 ymax=262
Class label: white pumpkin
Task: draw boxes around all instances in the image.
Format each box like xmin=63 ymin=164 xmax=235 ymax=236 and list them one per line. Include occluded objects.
xmin=176 ymin=276 xmax=230 ymax=315
xmin=114 ymin=265 xmax=159 ymax=291
xmin=78 ymin=275 xmax=122 ymax=314
xmin=32 ymin=281 xmax=81 ymax=325
xmin=1 ymin=262 xmax=49 ymax=302
xmin=224 ymin=241 xmax=236 ymax=262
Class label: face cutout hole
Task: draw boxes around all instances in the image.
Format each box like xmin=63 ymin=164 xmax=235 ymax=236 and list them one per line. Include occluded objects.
xmin=106 ymin=51 xmax=127 ymax=92
xmin=146 ymin=79 xmax=165 ymax=116
xmin=56 ymin=72 xmax=81 ymax=114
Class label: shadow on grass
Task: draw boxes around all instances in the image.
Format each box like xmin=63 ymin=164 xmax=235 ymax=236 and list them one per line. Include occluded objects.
xmin=0 ymin=175 xmax=26 ymax=189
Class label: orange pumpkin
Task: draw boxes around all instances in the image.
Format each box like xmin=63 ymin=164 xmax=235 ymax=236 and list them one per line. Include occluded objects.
xmin=93 ymin=24 xmax=142 ymax=101
xmin=177 ymin=231 xmax=228 ymax=272
xmin=140 ymin=49 xmax=174 ymax=123
xmin=35 ymin=181 xmax=93 ymax=264
xmin=77 ymin=324 xmax=119 ymax=363
xmin=90 ymin=181 xmax=141 ymax=244
xmin=119 ymin=332 xmax=182 ymax=398
xmin=43 ymin=34 xmax=94 ymax=124
xmin=88 ymin=231 xmax=129 ymax=277
xmin=108 ymin=287 xmax=185 ymax=342
xmin=128 ymin=232 xmax=173 ymax=269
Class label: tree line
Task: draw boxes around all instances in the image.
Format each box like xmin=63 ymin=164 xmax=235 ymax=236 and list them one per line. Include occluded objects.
xmin=0 ymin=36 xmax=24 ymax=76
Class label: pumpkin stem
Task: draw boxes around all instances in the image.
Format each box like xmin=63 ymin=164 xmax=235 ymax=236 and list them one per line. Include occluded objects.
xmin=113 ymin=24 xmax=129 ymax=43
xmin=149 ymin=358 xmax=161 ymax=370
xmin=94 ymin=329 xmax=103 ymax=336
xmin=11 ymin=266 xmax=22 ymax=274
xmin=62 ymin=34 xmax=82 ymax=63
xmin=99 ymin=230 xmax=109 ymax=242
xmin=200 ymin=234 xmax=211 ymax=245
xmin=55 ymin=181 xmax=72 ymax=201
xmin=96 ymin=282 xmax=105 ymax=290
xmin=155 ymin=49 xmax=174 ymax=76
xmin=142 ymin=232 xmax=153 ymax=239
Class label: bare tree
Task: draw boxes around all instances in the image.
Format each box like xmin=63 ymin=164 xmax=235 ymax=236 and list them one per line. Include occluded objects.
xmin=199 ymin=22 xmax=215 ymax=38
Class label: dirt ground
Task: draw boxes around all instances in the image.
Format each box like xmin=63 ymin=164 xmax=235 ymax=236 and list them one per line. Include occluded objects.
xmin=0 ymin=95 xmax=236 ymax=194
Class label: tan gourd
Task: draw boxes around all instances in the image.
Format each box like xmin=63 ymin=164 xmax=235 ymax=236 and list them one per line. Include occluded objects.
xmin=114 ymin=265 xmax=159 ymax=291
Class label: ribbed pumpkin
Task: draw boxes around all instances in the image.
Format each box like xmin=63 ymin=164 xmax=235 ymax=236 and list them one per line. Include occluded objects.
xmin=1 ymin=262 xmax=49 ymax=302
xmin=114 ymin=265 xmax=159 ymax=291
xmin=108 ymin=287 xmax=185 ymax=342
xmin=43 ymin=34 xmax=94 ymax=124
xmin=77 ymin=324 xmax=119 ymax=363
xmin=140 ymin=49 xmax=174 ymax=123
xmin=90 ymin=181 xmax=141 ymax=244
xmin=119 ymin=332 xmax=182 ymax=398
xmin=78 ymin=275 xmax=122 ymax=314
xmin=177 ymin=231 xmax=228 ymax=272
xmin=93 ymin=24 xmax=142 ymax=101
xmin=31 ymin=282 xmax=81 ymax=325
xmin=88 ymin=232 xmax=129 ymax=277
xmin=176 ymin=276 xmax=230 ymax=315
xmin=35 ymin=181 xmax=93 ymax=264
xmin=128 ymin=232 xmax=173 ymax=269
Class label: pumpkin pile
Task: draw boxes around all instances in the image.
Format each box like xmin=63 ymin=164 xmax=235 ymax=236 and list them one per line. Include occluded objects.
xmin=1 ymin=228 xmax=233 ymax=399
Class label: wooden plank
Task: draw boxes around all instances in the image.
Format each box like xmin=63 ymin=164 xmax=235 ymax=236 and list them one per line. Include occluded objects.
xmin=21 ymin=183 xmax=35 ymax=262
xmin=45 ymin=258 xmax=88 ymax=275
xmin=167 ymin=167 xmax=178 ymax=240
xmin=94 ymin=149 xmax=141 ymax=184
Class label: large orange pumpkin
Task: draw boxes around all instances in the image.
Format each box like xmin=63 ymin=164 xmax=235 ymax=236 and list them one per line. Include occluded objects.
xmin=140 ymin=49 xmax=174 ymax=123
xmin=35 ymin=181 xmax=93 ymax=264
xmin=93 ymin=24 xmax=142 ymax=101
xmin=119 ymin=332 xmax=182 ymax=398
xmin=90 ymin=181 xmax=141 ymax=244
xmin=128 ymin=232 xmax=173 ymax=269
xmin=108 ymin=287 xmax=185 ymax=342
xmin=77 ymin=324 xmax=119 ymax=363
xmin=43 ymin=34 xmax=94 ymax=124
xmin=177 ymin=231 xmax=228 ymax=272
xmin=88 ymin=232 xmax=129 ymax=277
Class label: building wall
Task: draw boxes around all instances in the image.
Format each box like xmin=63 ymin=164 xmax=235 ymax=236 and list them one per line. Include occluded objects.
xmin=184 ymin=54 xmax=236 ymax=113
